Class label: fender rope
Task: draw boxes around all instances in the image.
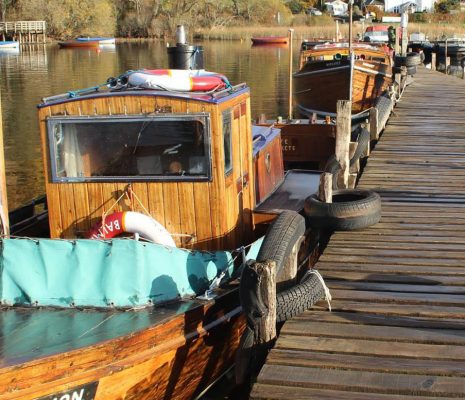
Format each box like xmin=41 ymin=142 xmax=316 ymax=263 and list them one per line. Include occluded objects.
xmin=308 ymin=269 xmax=332 ymax=312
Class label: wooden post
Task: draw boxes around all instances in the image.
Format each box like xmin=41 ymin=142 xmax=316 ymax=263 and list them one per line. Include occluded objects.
xmin=318 ymin=172 xmax=333 ymax=203
xmin=431 ymin=52 xmax=436 ymax=71
xmin=369 ymin=107 xmax=379 ymax=140
xmin=256 ymin=260 xmax=276 ymax=344
xmin=288 ymin=28 xmax=294 ymax=121
xmin=445 ymin=56 xmax=450 ymax=75
xmin=0 ymin=91 xmax=9 ymax=236
xmin=336 ymin=100 xmax=351 ymax=189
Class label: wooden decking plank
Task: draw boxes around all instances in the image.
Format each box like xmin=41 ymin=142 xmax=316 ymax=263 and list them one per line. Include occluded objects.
xmin=256 ymin=365 xmax=465 ymax=396
xmin=276 ymin=334 xmax=465 ymax=361
xmin=251 ymin=384 xmax=459 ymax=400
xmin=281 ymin=320 xmax=465 ymax=345
xmin=267 ymin=349 xmax=465 ymax=376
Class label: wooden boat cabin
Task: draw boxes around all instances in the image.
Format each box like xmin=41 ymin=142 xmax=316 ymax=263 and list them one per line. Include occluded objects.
xmin=0 ymin=69 xmax=321 ymax=400
xmin=293 ymin=42 xmax=393 ymax=118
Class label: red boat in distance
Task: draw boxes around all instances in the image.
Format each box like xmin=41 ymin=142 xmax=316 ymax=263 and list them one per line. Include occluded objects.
xmin=251 ymin=36 xmax=289 ymax=45
xmin=58 ymin=40 xmax=101 ymax=48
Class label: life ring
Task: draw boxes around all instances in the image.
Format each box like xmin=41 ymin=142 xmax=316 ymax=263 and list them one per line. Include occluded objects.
xmin=127 ymin=69 xmax=228 ymax=92
xmin=86 ymin=211 xmax=176 ymax=247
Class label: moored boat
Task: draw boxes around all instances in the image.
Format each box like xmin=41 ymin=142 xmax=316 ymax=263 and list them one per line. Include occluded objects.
xmin=58 ymin=39 xmax=101 ymax=48
xmin=0 ymin=59 xmax=324 ymax=398
xmin=251 ymin=36 xmax=288 ymax=45
xmin=76 ymin=36 xmax=116 ymax=45
xmin=293 ymin=42 xmax=393 ymax=118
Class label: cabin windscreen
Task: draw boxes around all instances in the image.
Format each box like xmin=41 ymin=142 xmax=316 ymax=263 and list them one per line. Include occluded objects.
xmin=47 ymin=114 xmax=211 ymax=182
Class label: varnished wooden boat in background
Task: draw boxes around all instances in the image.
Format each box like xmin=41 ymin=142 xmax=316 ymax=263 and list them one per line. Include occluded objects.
xmin=293 ymin=42 xmax=392 ymax=118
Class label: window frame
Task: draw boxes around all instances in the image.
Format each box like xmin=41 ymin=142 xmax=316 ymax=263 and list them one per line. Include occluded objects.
xmin=46 ymin=113 xmax=212 ymax=183
xmin=222 ymin=109 xmax=233 ymax=177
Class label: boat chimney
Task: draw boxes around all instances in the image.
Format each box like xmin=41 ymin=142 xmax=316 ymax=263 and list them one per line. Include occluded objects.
xmin=176 ymin=25 xmax=186 ymax=45
xmin=167 ymin=25 xmax=204 ymax=70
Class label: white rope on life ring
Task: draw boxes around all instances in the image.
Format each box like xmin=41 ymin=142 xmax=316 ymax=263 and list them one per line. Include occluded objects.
xmin=86 ymin=211 xmax=176 ymax=247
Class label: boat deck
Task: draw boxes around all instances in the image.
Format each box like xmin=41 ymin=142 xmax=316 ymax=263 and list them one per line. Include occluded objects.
xmin=251 ymin=67 xmax=465 ymax=398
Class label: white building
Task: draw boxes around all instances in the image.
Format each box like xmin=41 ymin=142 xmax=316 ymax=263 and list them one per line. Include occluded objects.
xmin=325 ymin=0 xmax=349 ymax=15
xmin=384 ymin=0 xmax=436 ymax=12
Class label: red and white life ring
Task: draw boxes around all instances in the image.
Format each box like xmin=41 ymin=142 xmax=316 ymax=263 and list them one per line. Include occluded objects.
xmin=127 ymin=69 xmax=227 ymax=92
xmin=86 ymin=211 xmax=176 ymax=247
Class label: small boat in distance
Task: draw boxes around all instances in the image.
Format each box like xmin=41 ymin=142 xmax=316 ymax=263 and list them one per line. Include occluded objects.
xmin=251 ymin=36 xmax=288 ymax=45
xmin=76 ymin=36 xmax=116 ymax=45
xmin=293 ymin=42 xmax=392 ymax=118
xmin=58 ymin=37 xmax=116 ymax=48
xmin=0 ymin=41 xmax=19 ymax=49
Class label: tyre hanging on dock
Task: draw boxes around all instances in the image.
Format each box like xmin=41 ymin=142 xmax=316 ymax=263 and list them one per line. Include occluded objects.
xmin=256 ymin=210 xmax=307 ymax=279
xmin=304 ymin=189 xmax=381 ymax=231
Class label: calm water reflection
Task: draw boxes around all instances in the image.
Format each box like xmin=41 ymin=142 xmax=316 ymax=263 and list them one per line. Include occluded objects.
xmin=0 ymin=41 xmax=299 ymax=209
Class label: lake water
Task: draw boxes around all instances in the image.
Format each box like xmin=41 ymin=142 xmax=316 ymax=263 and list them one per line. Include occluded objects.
xmin=0 ymin=40 xmax=300 ymax=209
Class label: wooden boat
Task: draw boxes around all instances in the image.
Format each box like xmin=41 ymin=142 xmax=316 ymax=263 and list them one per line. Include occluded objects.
xmin=58 ymin=39 xmax=101 ymax=48
xmin=293 ymin=42 xmax=393 ymax=118
xmin=251 ymin=36 xmax=288 ymax=45
xmin=0 ymin=64 xmax=323 ymax=399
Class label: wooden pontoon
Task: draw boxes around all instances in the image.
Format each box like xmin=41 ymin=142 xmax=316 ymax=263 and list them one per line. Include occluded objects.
xmin=0 ymin=67 xmax=322 ymax=399
xmin=293 ymin=42 xmax=392 ymax=118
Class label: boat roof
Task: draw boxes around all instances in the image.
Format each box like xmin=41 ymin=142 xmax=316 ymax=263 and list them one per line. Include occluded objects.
xmin=311 ymin=42 xmax=383 ymax=51
xmin=38 ymin=83 xmax=249 ymax=108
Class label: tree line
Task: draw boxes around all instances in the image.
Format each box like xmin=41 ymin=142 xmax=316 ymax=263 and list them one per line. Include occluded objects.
xmin=1 ymin=0 xmax=318 ymax=38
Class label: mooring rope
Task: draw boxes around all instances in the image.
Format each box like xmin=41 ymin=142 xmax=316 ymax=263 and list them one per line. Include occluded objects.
xmin=308 ymin=269 xmax=332 ymax=312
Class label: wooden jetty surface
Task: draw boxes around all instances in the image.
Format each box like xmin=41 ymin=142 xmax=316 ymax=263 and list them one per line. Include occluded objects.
xmin=251 ymin=67 xmax=465 ymax=398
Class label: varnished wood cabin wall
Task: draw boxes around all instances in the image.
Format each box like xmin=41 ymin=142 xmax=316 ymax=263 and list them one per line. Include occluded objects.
xmin=38 ymin=92 xmax=254 ymax=251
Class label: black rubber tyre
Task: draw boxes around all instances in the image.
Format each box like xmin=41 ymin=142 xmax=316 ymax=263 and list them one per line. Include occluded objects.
xmin=256 ymin=210 xmax=306 ymax=274
xmin=304 ymin=189 xmax=381 ymax=231
xmin=406 ymin=52 xmax=421 ymax=66
xmin=276 ymin=272 xmax=325 ymax=323
xmin=350 ymin=128 xmax=370 ymax=167
xmin=407 ymin=65 xmax=417 ymax=75
xmin=392 ymin=66 xmax=402 ymax=74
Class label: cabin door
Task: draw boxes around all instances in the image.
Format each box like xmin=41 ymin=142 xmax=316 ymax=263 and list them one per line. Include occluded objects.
xmin=222 ymin=103 xmax=254 ymax=249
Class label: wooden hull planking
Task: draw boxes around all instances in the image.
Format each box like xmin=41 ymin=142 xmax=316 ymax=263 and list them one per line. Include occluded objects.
xmin=293 ymin=58 xmax=391 ymax=117
xmin=0 ymin=289 xmax=244 ymax=400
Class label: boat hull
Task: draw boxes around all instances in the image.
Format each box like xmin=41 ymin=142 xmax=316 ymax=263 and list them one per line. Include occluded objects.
xmin=293 ymin=58 xmax=391 ymax=117
xmin=0 ymin=289 xmax=244 ymax=400
xmin=58 ymin=40 xmax=101 ymax=48
xmin=251 ymin=36 xmax=288 ymax=45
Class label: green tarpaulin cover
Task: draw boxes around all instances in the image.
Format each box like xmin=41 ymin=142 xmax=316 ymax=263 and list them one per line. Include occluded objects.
xmin=0 ymin=237 xmax=263 ymax=308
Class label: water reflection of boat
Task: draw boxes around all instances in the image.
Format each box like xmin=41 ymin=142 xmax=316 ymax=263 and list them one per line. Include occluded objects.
xmin=0 ymin=58 xmax=323 ymax=398
xmin=251 ymin=36 xmax=288 ymax=45
xmin=293 ymin=42 xmax=392 ymax=118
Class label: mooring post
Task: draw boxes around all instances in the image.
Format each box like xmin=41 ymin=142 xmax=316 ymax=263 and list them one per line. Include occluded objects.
xmin=318 ymin=172 xmax=333 ymax=203
xmin=236 ymin=260 xmax=276 ymax=386
xmin=336 ymin=100 xmax=351 ymax=189
xmin=431 ymin=52 xmax=436 ymax=71
xmin=445 ymin=56 xmax=450 ymax=75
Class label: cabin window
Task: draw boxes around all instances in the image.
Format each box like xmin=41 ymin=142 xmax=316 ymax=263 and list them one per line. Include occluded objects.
xmin=47 ymin=114 xmax=211 ymax=182
xmin=222 ymin=110 xmax=233 ymax=176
